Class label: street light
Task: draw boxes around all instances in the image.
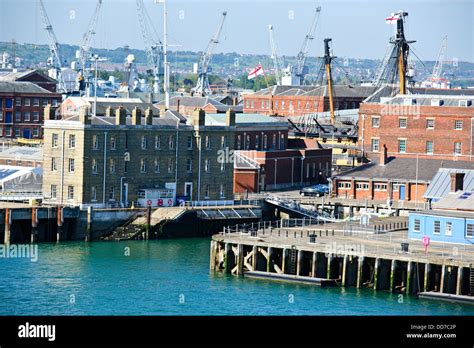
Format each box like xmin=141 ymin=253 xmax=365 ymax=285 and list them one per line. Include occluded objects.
xmin=90 ymin=54 xmax=108 ymax=117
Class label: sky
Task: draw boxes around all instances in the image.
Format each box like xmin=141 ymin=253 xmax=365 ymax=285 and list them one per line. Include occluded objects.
xmin=0 ymin=0 xmax=473 ymax=62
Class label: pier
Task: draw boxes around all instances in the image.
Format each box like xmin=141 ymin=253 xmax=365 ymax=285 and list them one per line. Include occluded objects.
xmin=210 ymin=218 xmax=474 ymax=301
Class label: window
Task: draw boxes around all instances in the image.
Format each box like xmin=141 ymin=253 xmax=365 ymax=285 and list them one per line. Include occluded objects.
xmin=220 ymin=161 xmax=226 ymax=172
xmin=426 ymin=141 xmax=433 ymax=154
xmin=220 ymin=184 xmax=225 ymax=198
xmin=399 ymin=118 xmax=407 ymax=128
xmin=109 ymin=186 xmax=115 ymax=201
xmin=337 ymin=182 xmax=351 ymax=189
xmin=52 ymin=99 xmax=58 ymax=107
xmin=69 ymin=134 xmax=76 ymax=149
xmin=426 ymin=119 xmax=435 ymax=129
xmin=15 ymin=111 xmax=21 ymax=122
xmin=92 ymin=158 xmax=98 ymax=174
xmin=68 ymin=186 xmax=74 ymax=200
xmin=263 ymin=134 xmax=268 ymax=150
xmin=371 ymin=138 xmax=380 ymax=152
xmin=306 ymin=163 xmax=310 ymax=178
xmin=51 ymin=157 xmax=57 ymax=172
xmin=371 ymin=117 xmax=380 ymax=128
xmin=14 ymin=128 xmax=20 ymax=137
xmin=51 ymin=134 xmax=59 ymax=148
xmin=467 ymin=224 xmax=474 ymax=238
xmin=204 ymin=184 xmax=210 ymax=199
xmin=51 ymin=185 xmax=57 ymax=199
xmin=110 ymin=159 xmax=116 ymax=173
xmin=24 ymin=98 xmax=30 ymax=107
xmin=454 ymin=120 xmax=463 ymax=130
xmin=93 ymin=135 xmax=99 ymax=150
xmin=91 ymin=186 xmax=97 ymax=201
xmin=0 ymin=111 xmax=3 ymax=121
xmin=33 ymin=98 xmax=39 ymax=107
xmin=205 ymin=159 xmax=211 ymax=172
xmin=68 ymin=158 xmax=75 ymax=173
xmin=454 ymin=142 xmax=462 ymax=155
xmin=246 ymin=135 xmax=250 ymax=150
xmin=280 ymin=134 xmax=285 ymax=150
xmin=236 ymin=135 xmax=241 ymax=150
xmin=356 ymin=183 xmax=369 ymax=190
xmin=445 ymin=222 xmax=452 ymax=236
xmin=374 ymin=184 xmax=387 ymax=191
xmin=5 ymin=126 xmax=11 ymax=137
xmin=110 ymin=136 xmax=116 ymax=150
xmin=398 ymin=139 xmax=406 ymax=153
xmin=15 ymin=97 xmax=21 ymax=106
xmin=272 ymin=134 xmax=276 ymax=150
xmin=187 ymin=136 xmax=193 ymax=150
xmin=154 ymin=159 xmax=160 ymax=173
xmin=168 ymin=158 xmax=174 ymax=173
xmin=140 ymin=159 xmax=147 ymax=173
xmin=205 ymin=135 xmax=212 ymax=150
xmin=413 ymin=219 xmax=420 ymax=232
xmin=186 ymin=158 xmax=192 ymax=173
xmin=169 ymin=135 xmax=175 ymax=150
xmin=24 ymin=112 xmax=30 ymax=121
xmin=32 ymin=128 xmax=39 ymax=137
xmin=33 ymin=111 xmax=39 ymax=121
xmin=141 ymin=135 xmax=147 ymax=150
xmin=155 ymin=135 xmax=161 ymax=149
xmin=434 ymin=221 xmax=441 ymax=234
xmin=255 ymin=135 xmax=260 ymax=150
xmin=221 ymin=136 xmax=226 ymax=149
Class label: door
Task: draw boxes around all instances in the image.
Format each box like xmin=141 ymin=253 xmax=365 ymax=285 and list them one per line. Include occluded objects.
xmin=399 ymin=185 xmax=406 ymax=200
xmin=184 ymin=182 xmax=193 ymax=200
xmin=23 ymin=128 xmax=31 ymax=139
xmin=259 ymin=174 xmax=266 ymax=192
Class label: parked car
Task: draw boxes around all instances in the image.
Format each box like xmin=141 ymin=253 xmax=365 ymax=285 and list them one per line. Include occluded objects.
xmin=300 ymin=184 xmax=329 ymax=197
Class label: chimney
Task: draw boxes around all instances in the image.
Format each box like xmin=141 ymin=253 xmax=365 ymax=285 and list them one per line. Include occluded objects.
xmin=44 ymin=104 xmax=57 ymax=121
xmin=225 ymin=108 xmax=236 ymax=127
xmin=450 ymin=172 xmax=465 ymax=193
xmin=105 ymin=106 xmax=113 ymax=117
xmin=379 ymin=144 xmax=388 ymax=166
xmin=192 ymin=108 xmax=206 ymax=127
xmin=145 ymin=107 xmax=154 ymax=125
xmin=79 ymin=106 xmax=91 ymax=125
xmin=132 ymin=107 xmax=142 ymax=126
xmin=115 ymin=106 xmax=126 ymax=126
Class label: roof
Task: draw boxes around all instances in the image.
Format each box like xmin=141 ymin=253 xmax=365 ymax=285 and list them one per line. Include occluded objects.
xmin=250 ymin=85 xmax=376 ymax=98
xmin=0 ymin=165 xmax=42 ymax=184
xmin=0 ymin=81 xmax=53 ymax=94
xmin=0 ymin=146 xmax=42 ymax=162
xmin=432 ymin=191 xmax=474 ymax=212
xmin=424 ymin=168 xmax=474 ymax=200
xmin=56 ymin=114 xmax=188 ymax=128
xmin=334 ymin=157 xmax=474 ymax=183
xmin=156 ymin=96 xmax=230 ymax=112
xmin=234 ymin=152 xmax=260 ymax=170
xmin=205 ymin=113 xmax=288 ymax=127
xmin=164 ymin=110 xmax=187 ymax=123
xmin=0 ymin=69 xmax=56 ymax=83
xmin=412 ymin=208 xmax=474 ymax=219
xmin=64 ymin=96 xmax=160 ymax=116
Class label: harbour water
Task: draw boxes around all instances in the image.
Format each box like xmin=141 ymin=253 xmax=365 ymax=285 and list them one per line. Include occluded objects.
xmin=1 ymin=238 xmax=473 ymax=316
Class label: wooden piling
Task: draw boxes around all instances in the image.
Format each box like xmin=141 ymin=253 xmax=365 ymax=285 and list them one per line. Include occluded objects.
xmin=224 ymin=243 xmax=230 ymax=274
xmin=327 ymin=255 xmax=332 ymax=279
xmin=311 ymin=252 xmax=317 ymax=278
xmin=267 ymin=247 xmax=273 ymax=273
xmin=4 ymin=208 xmax=11 ymax=245
xmin=252 ymin=245 xmax=258 ymax=271
xmin=390 ymin=260 xmax=396 ymax=292
xmin=357 ymin=257 xmax=364 ymax=288
xmin=282 ymin=248 xmax=287 ymax=274
xmin=297 ymin=250 xmax=304 ymax=276
xmin=374 ymin=258 xmax=380 ymax=291
xmin=31 ymin=207 xmax=38 ymax=243
xmin=342 ymin=255 xmax=348 ymax=287
xmin=406 ymin=261 xmax=413 ymax=295
xmin=85 ymin=206 xmax=93 ymax=242
xmin=56 ymin=206 xmax=63 ymax=242
xmin=456 ymin=267 xmax=463 ymax=295
xmin=145 ymin=205 xmax=152 ymax=240
xmin=440 ymin=265 xmax=446 ymax=293
xmin=424 ymin=263 xmax=430 ymax=292
xmin=236 ymin=244 xmax=244 ymax=275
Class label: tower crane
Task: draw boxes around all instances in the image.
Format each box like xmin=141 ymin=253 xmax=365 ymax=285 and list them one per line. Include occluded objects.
xmin=136 ymin=0 xmax=163 ymax=95
xmin=268 ymin=24 xmax=284 ymax=86
xmin=193 ymin=11 xmax=227 ymax=96
xmin=38 ymin=0 xmax=67 ymax=92
xmin=431 ymin=35 xmax=448 ymax=80
xmin=294 ymin=6 xmax=321 ymax=85
xmin=77 ymin=0 xmax=102 ymax=95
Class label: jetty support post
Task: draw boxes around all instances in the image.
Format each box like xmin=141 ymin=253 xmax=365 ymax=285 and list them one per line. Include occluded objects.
xmin=440 ymin=264 xmax=446 ymax=293
xmin=282 ymin=248 xmax=287 ymax=274
xmin=406 ymin=261 xmax=413 ymax=295
xmin=390 ymin=260 xmax=397 ymax=292
xmin=267 ymin=247 xmax=273 ymax=273
xmin=145 ymin=205 xmax=152 ymax=240
xmin=4 ymin=208 xmax=11 ymax=245
xmin=357 ymin=257 xmax=364 ymax=288
xmin=342 ymin=255 xmax=348 ymax=287
xmin=31 ymin=207 xmax=38 ymax=244
xmin=327 ymin=254 xmax=333 ymax=279
xmin=236 ymin=244 xmax=244 ymax=275
xmin=86 ymin=206 xmax=93 ymax=242
xmin=224 ymin=243 xmax=231 ymax=274
xmin=374 ymin=258 xmax=380 ymax=291
xmin=424 ymin=263 xmax=431 ymax=292
xmin=456 ymin=266 xmax=463 ymax=295
xmin=297 ymin=249 xmax=304 ymax=276
xmin=56 ymin=206 xmax=63 ymax=242
xmin=252 ymin=245 xmax=258 ymax=271
xmin=311 ymin=252 xmax=317 ymax=278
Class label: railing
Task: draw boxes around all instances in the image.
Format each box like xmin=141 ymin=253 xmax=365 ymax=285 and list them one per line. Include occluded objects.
xmin=0 ymin=191 xmax=43 ymax=202
xmin=182 ymin=199 xmax=262 ymax=208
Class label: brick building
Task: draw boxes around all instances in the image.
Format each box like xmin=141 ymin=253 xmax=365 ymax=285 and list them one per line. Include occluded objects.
xmin=332 ymin=146 xmax=474 ymax=203
xmin=243 ymin=85 xmax=375 ymax=116
xmin=0 ymin=81 xmax=62 ymax=140
xmin=42 ymin=106 xmax=236 ymax=207
xmin=234 ymin=148 xmax=332 ymax=193
xmin=359 ymin=88 xmax=474 ymax=161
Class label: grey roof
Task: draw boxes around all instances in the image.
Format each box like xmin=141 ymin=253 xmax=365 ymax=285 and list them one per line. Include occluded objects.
xmin=381 ymin=94 xmax=474 ymax=107
xmin=164 ymin=110 xmax=187 ymax=123
xmin=157 ymin=96 xmax=230 ymax=112
xmin=0 ymin=81 xmax=53 ymax=94
xmin=424 ymin=168 xmax=474 ymax=200
xmin=413 ymin=208 xmax=474 ymax=219
xmin=0 ymin=69 xmax=56 ymax=83
xmin=59 ymin=115 xmax=188 ymax=128
xmin=64 ymin=97 xmax=160 ymax=116
xmin=0 ymin=146 xmax=42 ymax=162
xmin=432 ymin=191 xmax=474 ymax=212
xmin=250 ymin=85 xmax=375 ymax=98
xmin=234 ymin=152 xmax=260 ymax=170
xmin=334 ymin=157 xmax=474 ymax=183
xmin=205 ymin=113 xmax=288 ymax=127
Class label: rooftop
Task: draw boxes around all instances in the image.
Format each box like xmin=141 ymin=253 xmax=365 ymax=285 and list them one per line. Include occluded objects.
xmin=0 ymin=81 xmax=53 ymax=94
xmin=251 ymin=85 xmax=376 ymax=98
xmin=205 ymin=113 xmax=288 ymax=127
xmin=0 ymin=146 xmax=42 ymax=162
xmin=432 ymin=190 xmax=474 ymax=212
xmin=424 ymin=168 xmax=474 ymax=200
xmin=334 ymin=157 xmax=474 ymax=183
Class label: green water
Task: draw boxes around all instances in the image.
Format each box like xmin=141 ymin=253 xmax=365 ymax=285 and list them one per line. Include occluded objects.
xmin=0 ymin=238 xmax=473 ymax=315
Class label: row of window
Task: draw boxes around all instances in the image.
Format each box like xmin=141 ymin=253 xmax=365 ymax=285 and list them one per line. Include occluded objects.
xmin=0 ymin=126 xmax=40 ymax=138
xmin=371 ymin=116 xmax=465 ymax=130
xmin=236 ymin=133 xmax=285 ymax=151
xmin=246 ymin=99 xmax=358 ymax=111
xmin=50 ymin=184 xmax=227 ymax=201
xmin=413 ymin=219 xmax=474 ymax=238
xmin=338 ymin=182 xmax=388 ymax=191
xmin=0 ymin=110 xmax=41 ymax=122
xmin=0 ymin=97 xmax=59 ymax=108
xmin=371 ymin=138 xmax=463 ymax=155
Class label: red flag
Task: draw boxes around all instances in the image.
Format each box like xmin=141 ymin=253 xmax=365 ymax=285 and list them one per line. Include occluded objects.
xmin=248 ymin=64 xmax=264 ymax=79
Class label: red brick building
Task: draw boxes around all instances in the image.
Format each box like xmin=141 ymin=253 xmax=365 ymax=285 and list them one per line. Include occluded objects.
xmin=243 ymin=85 xmax=375 ymax=116
xmin=359 ymin=88 xmax=474 ymax=162
xmin=332 ymin=146 xmax=474 ymax=203
xmin=0 ymin=81 xmax=62 ymax=139
xmin=0 ymin=70 xmax=58 ymax=92
xmin=234 ymin=148 xmax=332 ymax=193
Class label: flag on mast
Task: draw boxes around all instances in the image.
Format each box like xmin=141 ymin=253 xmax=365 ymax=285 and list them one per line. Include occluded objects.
xmin=248 ymin=64 xmax=264 ymax=79
xmin=385 ymin=13 xmax=400 ymax=24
